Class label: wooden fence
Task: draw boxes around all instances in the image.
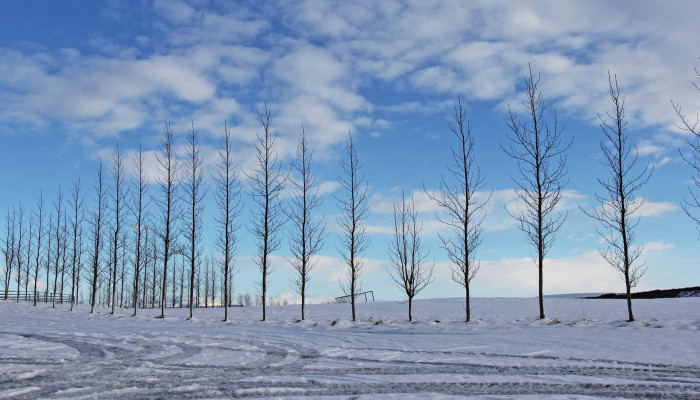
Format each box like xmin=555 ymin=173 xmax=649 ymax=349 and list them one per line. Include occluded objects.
xmin=1 ymin=290 xmax=72 ymax=304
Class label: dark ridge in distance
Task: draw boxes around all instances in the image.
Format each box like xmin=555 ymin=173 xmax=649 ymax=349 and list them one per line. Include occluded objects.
xmin=584 ymin=286 xmax=700 ymax=299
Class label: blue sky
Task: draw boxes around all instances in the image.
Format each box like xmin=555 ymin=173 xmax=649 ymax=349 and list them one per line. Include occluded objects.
xmin=1 ymin=0 xmax=700 ymax=304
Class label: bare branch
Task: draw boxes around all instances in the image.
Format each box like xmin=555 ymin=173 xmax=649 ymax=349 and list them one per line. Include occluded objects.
xmin=387 ymin=191 xmax=434 ymax=321
xmin=424 ymin=96 xmax=489 ymax=322
xmin=501 ymin=64 xmax=572 ymax=319
xmin=334 ymin=130 xmax=369 ymax=322
xmin=287 ymin=125 xmax=326 ymax=320
xmin=584 ymin=72 xmax=652 ymax=322
xmin=214 ymin=121 xmax=242 ymax=321
xmin=247 ymin=104 xmax=287 ymax=321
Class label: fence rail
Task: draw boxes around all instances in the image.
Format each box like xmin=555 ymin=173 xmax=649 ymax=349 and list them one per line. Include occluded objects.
xmin=1 ymin=291 xmax=72 ymax=304
xmin=335 ymin=290 xmax=375 ymax=304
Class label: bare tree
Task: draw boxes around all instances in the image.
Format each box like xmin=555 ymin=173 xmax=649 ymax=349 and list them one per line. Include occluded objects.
xmin=44 ymin=216 xmax=53 ymax=303
xmin=23 ymin=215 xmax=33 ymax=301
xmin=203 ymin=255 xmax=211 ymax=308
xmin=59 ymin=214 xmax=68 ymax=304
xmin=76 ymin=230 xmax=84 ymax=305
xmin=425 ymin=98 xmax=490 ymax=322
xmin=69 ymin=180 xmax=83 ymax=310
xmin=90 ymin=161 xmax=107 ymax=313
xmin=119 ymin=230 xmax=128 ymax=307
xmin=287 ymin=126 xmax=326 ymax=320
xmin=2 ymin=211 xmax=8 ymax=298
xmin=3 ymin=208 xmax=16 ymax=300
xmin=52 ymin=187 xmax=64 ymax=308
xmin=132 ymin=145 xmax=149 ymax=316
xmin=247 ymin=106 xmax=286 ymax=322
xmin=32 ymin=192 xmax=45 ymax=306
xmin=150 ymin=231 xmax=159 ymax=308
xmin=171 ymin=254 xmax=177 ymax=308
xmin=502 ymin=64 xmax=571 ymax=319
xmin=155 ymin=122 xmax=179 ymax=318
xmin=140 ymin=226 xmax=151 ymax=309
xmin=244 ymin=292 xmax=252 ymax=307
xmin=195 ymin=261 xmax=201 ymax=308
xmin=673 ymin=66 xmax=700 ymax=235
xmin=179 ymin=255 xmax=185 ymax=308
xmin=584 ymin=73 xmax=652 ymax=322
xmin=210 ymin=260 xmax=217 ymax=307
xmin=14 ymin=204 xmax=25 ymax=303
xmin=387 ymin=191 xmax=434 ymax=321
xmin=214 ymin=121 xmax=242 ymax=321
xmin=334 ymin=131 xmax=369 ymax=322
xmin=184 ymin=122 xmax=206 ymax=319
xmin=109 ymin=146 xmax=128 ymax=314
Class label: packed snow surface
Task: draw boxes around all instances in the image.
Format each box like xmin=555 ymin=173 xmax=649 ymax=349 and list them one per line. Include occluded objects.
xmin=1 ymin=297 xmax=699 ymax=399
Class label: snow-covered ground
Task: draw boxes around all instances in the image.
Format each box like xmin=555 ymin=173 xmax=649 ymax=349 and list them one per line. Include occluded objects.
xmin=1 ymin=297 xmax=699 ymax=399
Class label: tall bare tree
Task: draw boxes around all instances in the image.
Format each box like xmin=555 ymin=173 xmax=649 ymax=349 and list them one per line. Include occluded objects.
xmin=32 ymin=192 xmax=45 ymax=306
xmin=287 ymin=126 xmax=326 ymax=320
xmin=140 ymin=226 xmax=151 ymax=309
xmin=387 ymin=191 xmax=434 ymax=322
xmin=90 ymin=161 xmax=107 ymax=313
xmin=132 ymin=145 xmax=149 ymax=316
xmin=59 ymin=214 xmax=68 ymax=304
xmin=184 ymin=122 xmax=206 ymax=319
xmin=3 ymin=208 xmax=16 ymax=300
xmin=110 ymin=146 xmax=128 ymax=314
xmin=248 ymin=106 xmax=286 ymax=322
xmin=24 ymin=211 xmax=33 ymax=300
xmin=210 ymin=257 xmax=218 ymax=307
xmin=203 ymin=255 xmax=211 ymax=308
xmin=673 ymin=66 xmax=700 ymax=235
xmin=335 ymin=131 xmax=369 ymax=322
xmin=150 ymin=231 xmax=159 ymax=308
xmin=502 ymin=64 xmax=571 ymax=319
xmin=69 ymin=180 xmax=83 ymax=310
xmin=52 ymin=187 xmax=64 ymax=308
xmin=155 ymin=122 xmax=179 ymax=318
xmin=44 ymin=216 xmax=53 ymax=302
xmin=585 ymin=73 xmax=652 ymax=322
xmin=214 ymin=121 xmax=241 ymax=322
xmin=75 ymin=230 xmax=84 ymax=305
xmin=426 ymin=98 xmax=489 ymax=322
xmin=14 ymin=204 xmax=25 ymax=303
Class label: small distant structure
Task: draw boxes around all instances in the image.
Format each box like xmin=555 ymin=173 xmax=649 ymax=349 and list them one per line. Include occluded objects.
xmin=335 ymin=290 xmax=375 ymax=304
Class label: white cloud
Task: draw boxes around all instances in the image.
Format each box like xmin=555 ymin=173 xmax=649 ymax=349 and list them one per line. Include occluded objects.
xmin=637 ymin=140 xmax=665 ymax=157
xmin=586 ymin=198 xmax=679 ymax=222
xmin=487 ymin=189 xmax=584 ymax=232
xmin=2 ymin=0 xmax=700 ymax=154
xmin=477 ymin=251 xmax=622 ymax=296
xmin=370 ymin=189 xmax=440 ymax=215
xmin=318 ymin=181 xmax=340 ymax=195
xmin=643 ymin=241 xmax=675 ymax=252
xmin=651 ymin=156 xmax=673 ymax=168
xmin=634 ymin=200 xmax=680 ymax=217
xmin=313 ymin=255 xmax=384 ymax=286
xmin=365 ymin=224 xmax=394 ymax=235
xmin=154 ymin=0 xmax=196 ymax=25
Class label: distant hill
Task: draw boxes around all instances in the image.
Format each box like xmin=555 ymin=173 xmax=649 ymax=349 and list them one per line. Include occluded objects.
xmin=544 ymin=293 xmax=605 ymax=299
xmin=585 ymin=287 xmax=700 ymax=299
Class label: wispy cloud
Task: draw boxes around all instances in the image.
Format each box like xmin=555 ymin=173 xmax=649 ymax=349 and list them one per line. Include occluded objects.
xmin=2 ymin=0 xmax=700 ymax=159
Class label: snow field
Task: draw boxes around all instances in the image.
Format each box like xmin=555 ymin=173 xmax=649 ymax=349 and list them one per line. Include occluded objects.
xmin=0 ymin=296 xmax=699 ymax=398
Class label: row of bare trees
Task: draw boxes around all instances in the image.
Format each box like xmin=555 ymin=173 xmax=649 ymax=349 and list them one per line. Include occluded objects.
xmin=0 ymin=104 xmax=351 ymax=321
xmin=4 ymin=64 xmax=700 ymax=323
xmin=0 ymin=181 xmax=264 ymax=310
xmin=424 ymin=66 xmax=656 ymax=323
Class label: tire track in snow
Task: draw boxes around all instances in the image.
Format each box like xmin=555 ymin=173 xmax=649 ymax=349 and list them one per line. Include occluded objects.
xmin=0 ymin=328 xmax=699 ymax=399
